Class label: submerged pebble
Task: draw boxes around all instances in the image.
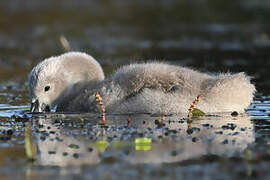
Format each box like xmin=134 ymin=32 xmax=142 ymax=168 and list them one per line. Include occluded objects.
xmin=68 ymin=144 xmax=80 ymax=149
xmin=231 ymin=111 xmax=238 ymax=117
xmin=221 ymin=123 xmax=237 ymax=130
xmin=170 ymin=150 xmax=178 ymax=156
xmin=73 ymin=153 xmax=79 ymax=158
xmin=48 ymin=151 xmax=56 ymax=154
xmin=222 ymin=139 xmax=229 ymax=144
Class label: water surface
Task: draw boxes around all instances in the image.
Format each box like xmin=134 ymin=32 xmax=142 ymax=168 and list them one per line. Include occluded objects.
xmin=1 ymin=0 xmax=270 ymax=179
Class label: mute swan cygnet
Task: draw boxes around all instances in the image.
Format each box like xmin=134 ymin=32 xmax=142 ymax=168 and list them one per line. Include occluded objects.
xmin=28 ymin=52 xmax=256 ymax=114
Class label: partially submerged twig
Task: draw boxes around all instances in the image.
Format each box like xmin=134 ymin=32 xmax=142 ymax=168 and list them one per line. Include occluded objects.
xmin=25 ymin=123 xmax=37 ymax=161
xmin=95 ymin=92 xmax=106 ymax=123
xmin=187 ymin=95 xmax=201 ymax=121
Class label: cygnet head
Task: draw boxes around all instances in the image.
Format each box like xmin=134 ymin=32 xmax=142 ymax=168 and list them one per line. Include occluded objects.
xmin=28 ymin=52 xmax=104 ymax=112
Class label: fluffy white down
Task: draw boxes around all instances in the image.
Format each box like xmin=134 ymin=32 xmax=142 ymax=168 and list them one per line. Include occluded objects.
xmin=29 ymin=52 xmax=256 ymax=114
xmin=103 ymin=64 xmax=255 ymax=114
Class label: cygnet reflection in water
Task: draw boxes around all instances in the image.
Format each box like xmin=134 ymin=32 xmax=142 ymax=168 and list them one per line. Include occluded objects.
xmin=28 ymin=52 xmax=256 ymax=114
xmin=33 ymin=113 xmax=254 ymax=166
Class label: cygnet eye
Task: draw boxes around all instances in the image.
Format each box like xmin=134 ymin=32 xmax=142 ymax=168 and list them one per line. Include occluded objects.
xmin=44 ymin=86 xmax=50 ymax=92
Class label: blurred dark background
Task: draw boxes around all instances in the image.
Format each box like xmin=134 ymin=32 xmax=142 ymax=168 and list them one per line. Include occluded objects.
xmin=0 ymin=0 xmax=270 ymax=105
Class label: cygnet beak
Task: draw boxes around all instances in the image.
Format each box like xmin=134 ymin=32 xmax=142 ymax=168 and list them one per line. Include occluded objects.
xmin=30 ymin=99 xmax=50 ymax=113
xmin=30 ymin=99 xmax=39 ymax=113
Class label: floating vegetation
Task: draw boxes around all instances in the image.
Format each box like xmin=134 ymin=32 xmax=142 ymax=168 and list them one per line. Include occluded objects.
xmin=135 ymin=138 xmax=152 ymax=151
xmin=192 ymin=108 xmax=206 ymax=117
xmin=24 ymin=123 xmax=37 ymax=161
xmin=94 ymin=140 xmax=108 ymax=152
xmin=188 ymin=95 xmax=204 ymax=121
xmin=95 ymin=92 xmax=106 ymax=123
xmin=93 ymin=138 xmax=153 ymax=151
xmin=135 ymin=138 xmax=152 ymax=144
xmin=135 ymin=144 xmax=152 ymax=151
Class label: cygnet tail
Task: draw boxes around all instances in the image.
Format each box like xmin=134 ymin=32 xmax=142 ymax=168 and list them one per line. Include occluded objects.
xmin=203 ymin=72 xmax=256 ymax=112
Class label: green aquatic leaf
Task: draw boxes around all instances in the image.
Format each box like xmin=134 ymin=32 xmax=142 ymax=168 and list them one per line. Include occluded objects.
xmin=135 ymin=138 xmax=152 ymax=151
xmin=192 ymin=108 xmax=205 ymax=117
xmin=24 ymin=123 xmax=37 ymax=160
xmin=94 ymin=140 xmax=108 ymax=152
xmin=135 ymin=144 xmax=152 ymax=151
xmin=135 ymin=138 xmax=152 ymax=144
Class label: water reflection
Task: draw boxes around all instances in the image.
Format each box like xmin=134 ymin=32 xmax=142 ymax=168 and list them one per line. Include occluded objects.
xmin=31 ymin=113 xmax=254 ymax=166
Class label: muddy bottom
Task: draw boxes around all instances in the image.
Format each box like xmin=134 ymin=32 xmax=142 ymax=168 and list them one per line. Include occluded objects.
xmin=0 ymin=96 xmax=268 ymax=180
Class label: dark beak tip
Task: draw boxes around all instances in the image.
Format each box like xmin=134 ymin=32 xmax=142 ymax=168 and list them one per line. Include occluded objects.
xmin=30 ymin=99 xmax=40 ymax=113
xmin=44 ymin=105 xmax=51 ymax=112
xmin=30 ymin=99 xmax=51 ymax=113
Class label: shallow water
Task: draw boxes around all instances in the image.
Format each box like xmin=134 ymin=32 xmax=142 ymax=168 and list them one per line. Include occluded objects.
xmin=0 ymin=102 xmax=270 ymax=179
xmin=1 ymin=0 xmax=270 ymax=179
